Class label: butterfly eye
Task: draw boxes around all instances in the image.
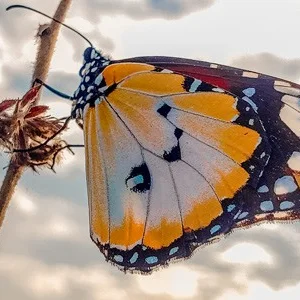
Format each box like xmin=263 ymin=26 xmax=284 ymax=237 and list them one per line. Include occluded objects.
xmin=83 ymin=47 xmax=95 ymax=63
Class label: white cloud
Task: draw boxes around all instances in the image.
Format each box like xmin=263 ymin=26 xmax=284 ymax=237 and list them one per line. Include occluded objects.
xmin=15 ymin=193 xmax=38 ymax=215
xmin=220 ymin=281 xmax=300 ymax=300
xmin=66 ymin=17 xmax=95 ymax=33
xmin=137 ymin=265 xmax=200 ymax=298
xmin=42 ymin=216 xmax=78 ymax=239
xmin=221 ymin=242 xmax=273 ymax=265
xmin=5 ymin=187 xmax=87 ymax=244
xmin=0 ymin=254 xmax=126 ymax=300
xmin=1 ymin=1 xmax=300 ymax=300
xmin=92 ymin=0 xmax=300 ymax=64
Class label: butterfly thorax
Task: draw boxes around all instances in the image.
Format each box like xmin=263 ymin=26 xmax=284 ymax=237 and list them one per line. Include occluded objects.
xmin=71 ymin=47 xmax=111 ymax=119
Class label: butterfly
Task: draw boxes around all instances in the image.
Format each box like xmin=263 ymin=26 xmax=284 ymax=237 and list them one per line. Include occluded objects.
xmin=70 ymin=47 xmax=300 ymax=273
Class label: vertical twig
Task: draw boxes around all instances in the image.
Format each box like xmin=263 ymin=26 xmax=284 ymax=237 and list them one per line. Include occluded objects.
xmin=32 ymin=0 xmax=72 ymax=100
xmin=0 ymin=0 xmax=72 ymax=229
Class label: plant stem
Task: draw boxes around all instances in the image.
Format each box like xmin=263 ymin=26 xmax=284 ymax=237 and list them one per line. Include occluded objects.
xmin=0 ymin=162 xmax=23 ymax=227
xmin=0 ymin=0 xmax=72 ymax=229
xmin=32 ymin=0 xmax=72 ymax=96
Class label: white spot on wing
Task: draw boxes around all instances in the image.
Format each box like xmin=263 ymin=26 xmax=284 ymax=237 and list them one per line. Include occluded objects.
xmin=160 ymin=69 xmax=173 ymax=74
xmin=210 ymin=63 xmax=218 ymax=68
xmin=274 ymin=176 xmax=297 ymax=195
xmin=274 ymin=80 xmax=291 ymax=87
xmin=274 ymin=85 xmax=300 ymax=96
xmin=230 ymin=99 xmax=239 ymax=121
xmin=287 ymin=151 xmax=300 ymax=171
xmin=279 ymin=105 xmax=300 ymax=137
xmin=242 ymin=96 xmax=258 ymax=112
xmin=280 ymin=201 xmax=295 ymax=210
xmin=169 ymin=247 xmax=179 ymax=255
xmin=210 ymin=225 xmax=221 ymax=234
xmin=189 ymin=79 xmax=202 ymax=92
xmin=230 ymin=114 xmax=239 ymax=122
xmin=212 ymin=87 xmax=224 ymax=93
xmin=281 ymin=95 xmax=300 ymax=111
xmin=258 ymin=185 xmax=269 ymax=193
xmin=260 ymin=201 xmax=274 ymax=212
xmin=238 ymin=212 xmax=249 ymax=219
xmin=242 ymin=71 xmax=258 ymax=78
xmin=130 ymin=252 xmax=139 ymax=264
xmin=114 ymin=255 xmax=123 ymax=263
xmin=255 ymin=137 xmax=262 ymax=147
xmin=243 ymin=88 xmax=256 ymax=97
xmin=145 ymin=256 xmax=158 ymax=264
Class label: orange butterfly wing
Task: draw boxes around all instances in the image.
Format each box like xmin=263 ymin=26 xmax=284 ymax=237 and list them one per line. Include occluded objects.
xmin=82 ymin=63 xmax=268 ymax=272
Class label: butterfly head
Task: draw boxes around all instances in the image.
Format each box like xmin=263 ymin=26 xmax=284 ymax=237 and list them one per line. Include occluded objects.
xmin=71 ymin=47 xmax=111 ymax=119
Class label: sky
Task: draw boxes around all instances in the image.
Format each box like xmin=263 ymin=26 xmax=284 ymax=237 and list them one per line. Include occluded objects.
xmin=1 ymin=0 xmax=300 ymax=299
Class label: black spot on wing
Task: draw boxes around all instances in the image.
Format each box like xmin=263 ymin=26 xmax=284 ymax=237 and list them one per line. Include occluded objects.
xmin=183 ymin=77 xmax=214 ymax=92
xmin=126 ymin=163 xmax=151 ymax=193
xmin=157 ymin=103 xmax=171 ymax=117
xmin=163 ymin=128 xmax=183 ymax=162
xmin=174 ymin=128 xmax=183 ymax=139
xmin=197 ymin=81 xmax=215 ymax=92
xmin=153 ymin=66 xmax=164 ymax=72
xmin=163 ymin=144 xmax=181 ymax=162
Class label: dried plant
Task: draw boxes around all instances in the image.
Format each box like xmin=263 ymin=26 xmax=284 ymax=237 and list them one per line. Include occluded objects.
xmin=0 ymin=85 xmax=68 ymax=170
xmin=0 ymin=0 xmax=72 ymax=228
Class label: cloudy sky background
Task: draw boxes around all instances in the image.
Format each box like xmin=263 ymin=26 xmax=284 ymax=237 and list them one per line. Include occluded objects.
xmin=1 ymin=0 xmax=300 ymax=299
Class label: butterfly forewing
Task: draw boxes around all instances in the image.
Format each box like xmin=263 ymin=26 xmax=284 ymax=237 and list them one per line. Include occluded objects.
xmin=82 ymin=61 xmax=272 ymax=272
xmin=124 ymin=57 xmax=300 ymax=228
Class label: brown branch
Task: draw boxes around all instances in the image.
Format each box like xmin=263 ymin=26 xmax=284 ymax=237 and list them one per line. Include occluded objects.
xmin=32 ymin=0 xmax=72 ymax=100
xmin=0 ymin=0 xmax=72 ymax=229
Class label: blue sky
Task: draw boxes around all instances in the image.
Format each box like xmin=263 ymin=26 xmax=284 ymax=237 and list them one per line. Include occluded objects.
xmin=1 ymin=0 xmax=300 ymax=299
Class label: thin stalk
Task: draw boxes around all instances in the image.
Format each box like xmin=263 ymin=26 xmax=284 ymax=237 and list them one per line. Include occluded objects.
xmin=0 ymin=0 xmax=72 ymax=229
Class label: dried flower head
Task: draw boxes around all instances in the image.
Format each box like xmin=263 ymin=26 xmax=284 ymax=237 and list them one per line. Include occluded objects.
xmin=0 ymin=86 xmax=70 ymax=170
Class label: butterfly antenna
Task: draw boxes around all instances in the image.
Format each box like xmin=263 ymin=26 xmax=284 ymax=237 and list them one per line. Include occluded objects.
xmin=33 ymin=79 xmax=73 ymax=101
xmin=6 ymin=4 xmax=93 ymax=47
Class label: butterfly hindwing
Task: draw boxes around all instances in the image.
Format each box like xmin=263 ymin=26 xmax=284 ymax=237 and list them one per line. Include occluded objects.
xmin=124 ymin=57 xmax=300 ymax=227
